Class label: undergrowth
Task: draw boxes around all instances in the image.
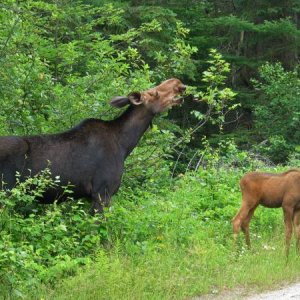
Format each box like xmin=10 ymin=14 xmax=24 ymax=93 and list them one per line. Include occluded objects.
xmin=1 ymin=158 xmax=292 ymax=299
xmin=0 ymin=141 xmax=296 ymax=299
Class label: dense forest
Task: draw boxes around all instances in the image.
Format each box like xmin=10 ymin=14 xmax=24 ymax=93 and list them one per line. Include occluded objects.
xmin=1 ymin=1 xmax=300 ymax=299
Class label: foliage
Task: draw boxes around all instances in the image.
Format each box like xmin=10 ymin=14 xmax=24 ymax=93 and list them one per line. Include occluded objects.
xmin=191 ymin=49 xmax=238 ymax=130
xmin=0 ymin=170 xmax=102 ymax=299
xmin=250 ymin=62 xmax=300 ymax=162
xmin=166 ymin=49 xmax=239 ymax=176
xmin=0 ymin=0 xmax=196 ymax=136
xmin=254 ymin=62 xmax=300 ymax=142
xmin=255 ymin=135 xmax=294 ymax=164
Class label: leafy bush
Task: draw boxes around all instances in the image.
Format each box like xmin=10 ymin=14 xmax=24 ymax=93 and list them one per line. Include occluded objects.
xmin=252 ymin=62 xmax=300 ymax=162
xmin=255 ymin=135 xmax=294 ymax=164
xmin=0 ymin=0 xmax=197 ymax=136
xmin=0 ymin=170 xmax=102 ymax=298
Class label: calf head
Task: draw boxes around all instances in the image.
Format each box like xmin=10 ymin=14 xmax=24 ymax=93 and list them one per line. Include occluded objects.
xmin=110 ymin=78 xmax=186 ymax=114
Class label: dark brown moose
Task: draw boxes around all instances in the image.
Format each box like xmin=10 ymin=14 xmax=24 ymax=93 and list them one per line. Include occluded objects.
xmin=0 ymin=78 xmax=186 ymax=213
xmin=232 ymin=169 xmax=300 ymax=257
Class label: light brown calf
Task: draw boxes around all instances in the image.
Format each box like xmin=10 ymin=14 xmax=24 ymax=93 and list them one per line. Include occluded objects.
xmin=232 ymin=169 xmax=300 ymax=256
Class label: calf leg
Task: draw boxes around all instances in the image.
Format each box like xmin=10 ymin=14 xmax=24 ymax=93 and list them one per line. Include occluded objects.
xmin=241 ymin=207 xmax=256 ymax=248
xmin=293 ymin=208 xmax=300 ymax=254
xmin=232 ymin=199 xmax=256 ymax=247
xmin=283 ymin=205 xmax=294 ymax=258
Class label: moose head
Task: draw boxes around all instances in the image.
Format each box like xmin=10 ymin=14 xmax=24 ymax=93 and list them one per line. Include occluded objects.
xmin=110 ymin=78 xmax=186 ymax=114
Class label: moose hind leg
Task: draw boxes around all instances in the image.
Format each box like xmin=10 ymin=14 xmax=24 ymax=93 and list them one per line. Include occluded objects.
xmin=293 ymin=207 xmax=300 ymax=254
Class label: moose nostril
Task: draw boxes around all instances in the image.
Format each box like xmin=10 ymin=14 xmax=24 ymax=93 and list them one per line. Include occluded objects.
xmin=180 ymin=85 xmax=186 ymax=92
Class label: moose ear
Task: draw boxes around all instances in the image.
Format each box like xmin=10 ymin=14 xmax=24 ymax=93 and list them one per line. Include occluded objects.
xmin=110 ymin=96 xmax=130 ymax=108
xmin=148 ymin=90 xmax=159 ymax=98
xmin=128 ymin=92 xmax=143 ymax=105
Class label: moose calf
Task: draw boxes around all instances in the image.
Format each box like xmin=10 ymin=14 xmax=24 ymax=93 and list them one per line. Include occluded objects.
xmin=232 ymin=169 xmax=300 ymax=257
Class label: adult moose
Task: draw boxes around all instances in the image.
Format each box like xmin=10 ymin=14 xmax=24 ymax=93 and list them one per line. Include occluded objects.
xmin=232 ymin=169 xmax=300 ymax=257
xmin=0 ymin=78 xmax=186 ymax=213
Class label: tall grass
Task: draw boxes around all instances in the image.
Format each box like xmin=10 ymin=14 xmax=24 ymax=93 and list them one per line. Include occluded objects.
xmin=35 ymin=236 xmax=300 ymax=300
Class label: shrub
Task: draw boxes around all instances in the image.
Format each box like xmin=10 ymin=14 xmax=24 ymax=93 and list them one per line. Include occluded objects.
xmin=255 ymin=135 xmax=294 ymax=164
xmin=0 ymin=170 xmax=102 ymax=298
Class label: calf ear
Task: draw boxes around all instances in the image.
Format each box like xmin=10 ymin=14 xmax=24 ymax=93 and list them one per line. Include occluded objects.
xmin=148 ymin=90 xmax=159 ymax=98
xmin=110 ymin=96 xmax=130 ymax=108
xmin=128 ymin=92 xmax=143 ymax=105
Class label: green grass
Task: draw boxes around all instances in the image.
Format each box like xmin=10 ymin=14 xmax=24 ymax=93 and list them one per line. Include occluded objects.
xmin=34 ymin=232 xmax=300 ymax=300
xmin=30 ymin=167 xmax=300 ymax=300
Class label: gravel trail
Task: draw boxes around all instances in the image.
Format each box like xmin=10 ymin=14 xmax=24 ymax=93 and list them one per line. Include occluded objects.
xmin=197 ymin=283 xmax=300 ymax=300
xmin=246 ymin=283 xmax=300 ymax=300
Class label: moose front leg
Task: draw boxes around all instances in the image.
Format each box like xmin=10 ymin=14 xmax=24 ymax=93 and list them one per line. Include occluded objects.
xmin=232 ymin=198 xmax=256 ymax=248
xmin=283 ymin=205 xmax=294 ymax=258
xmin=241 ymin=207 xmax=256 ymax=248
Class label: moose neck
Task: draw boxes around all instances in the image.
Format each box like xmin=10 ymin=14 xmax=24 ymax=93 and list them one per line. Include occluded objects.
xmin=114 ymin=105 xmax=155 ymax=158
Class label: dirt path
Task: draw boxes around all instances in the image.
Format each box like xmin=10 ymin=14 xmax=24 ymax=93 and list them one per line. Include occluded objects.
xmin=246 ymin=283 xmax=300 ymax=300
xmin=197 ymin=283 xmax=300 ymax=299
